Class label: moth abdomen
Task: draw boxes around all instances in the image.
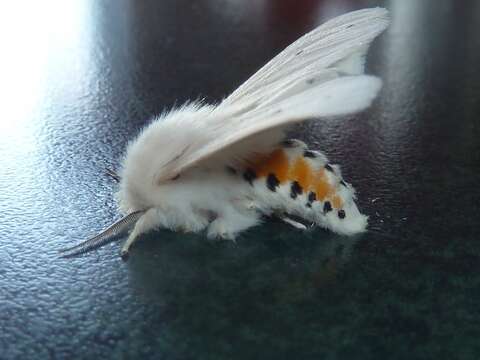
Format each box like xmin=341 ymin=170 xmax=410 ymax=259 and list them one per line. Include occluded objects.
xmin=243 ymin=140 xmax=365 ymax=234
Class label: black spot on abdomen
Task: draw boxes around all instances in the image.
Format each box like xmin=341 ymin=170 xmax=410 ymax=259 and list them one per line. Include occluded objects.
xmin=226 ymin=166 xmax=237 ymax=175
xmin=267 ymin=173 xmax=280 ymax=191
xmin=282 ymin=139 xmax=295 ymax=148
xmin=306 ymin=191 xmax=316 ymax=207
xmin=323 ymin=201 xmax=332 ymax=213
xmin=303 ymin=150 xmax=317 ymax=158
xmin=325 ymin=164 xmax=334 ymax=172
xmin=243 ymin=168 xmax=256 ymax=185
xmin=338 ymin=210 xmax=346 ymax=219
xmin=290 ymin=181 xmax=303 ymax=199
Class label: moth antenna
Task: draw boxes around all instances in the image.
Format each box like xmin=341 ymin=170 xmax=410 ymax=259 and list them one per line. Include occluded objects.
xmin=59 ymin=211 xmax=144 ymax=258
xmin=105 ymin=168 xmax=121 ymax=182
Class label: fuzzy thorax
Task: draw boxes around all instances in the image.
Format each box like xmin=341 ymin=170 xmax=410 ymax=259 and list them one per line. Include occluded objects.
xmin=115 ymin=104 xmax=261 ymax=237
xmin=117 ymin=104 xmax=215 ymax=213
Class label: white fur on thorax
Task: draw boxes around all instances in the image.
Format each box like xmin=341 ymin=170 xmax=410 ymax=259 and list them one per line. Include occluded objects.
xmin=117 ymin=103 xmax=215 ymax=213
xmin=118 ymin=151 xmax=261 ymax=238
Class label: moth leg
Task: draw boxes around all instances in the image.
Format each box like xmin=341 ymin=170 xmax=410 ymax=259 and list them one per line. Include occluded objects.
xmin=279 ymin=216 xmax=308 ymax=230
xmin=151 ymin=207 xmax=210 ymax=234
xmin=207 ymin=206 xmax=260 ymax=240
xmin=120 ymin=208 xmax=159 ymax=260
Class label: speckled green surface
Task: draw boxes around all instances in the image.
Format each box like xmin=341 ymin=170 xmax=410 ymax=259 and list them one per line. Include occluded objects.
xmin=116 ymin=223 xmax=480 ymax=360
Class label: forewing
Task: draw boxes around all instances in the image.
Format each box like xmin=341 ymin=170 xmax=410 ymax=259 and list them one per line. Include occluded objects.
xmin=155 ymin=8 xmax=389 ymax=182
xmin=220 ymin=7 xmax=389 ymax=109
xmin=157 ymin=75 xmax=382 ymax=181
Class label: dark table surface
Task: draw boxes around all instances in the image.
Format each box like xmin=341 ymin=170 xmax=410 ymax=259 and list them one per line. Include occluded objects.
xmin=1 ymin=0 xmax=479 ymax=359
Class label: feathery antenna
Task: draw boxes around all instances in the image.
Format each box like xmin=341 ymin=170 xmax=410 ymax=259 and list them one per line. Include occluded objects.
xmin=59 ymin=211 xmax=144 ymax=258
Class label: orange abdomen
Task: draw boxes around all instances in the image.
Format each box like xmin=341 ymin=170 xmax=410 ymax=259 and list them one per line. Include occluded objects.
xmin=249 ymin=147 xmax=344 ymax=209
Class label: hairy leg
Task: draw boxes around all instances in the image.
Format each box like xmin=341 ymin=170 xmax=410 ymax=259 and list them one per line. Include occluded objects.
xmin=207 ymin=206 xmax=260 ymax=240
xmin=120 ymin=208 xmax=160 ymax=259
xmin=279 ymin=216 xmax=309 ymax=230
xmin=120 ymin=207 xmax=210 ymax=259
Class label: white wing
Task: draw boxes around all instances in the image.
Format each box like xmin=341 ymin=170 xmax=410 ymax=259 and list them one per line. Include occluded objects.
xmin=154 ymin=8 xmax=389 ymax=182
xmin=220 ymin=7 xmax=389 ymax=109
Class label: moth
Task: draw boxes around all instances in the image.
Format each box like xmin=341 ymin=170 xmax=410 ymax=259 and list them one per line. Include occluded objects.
xmin=61 ymin=8 xmax=389 ymax=259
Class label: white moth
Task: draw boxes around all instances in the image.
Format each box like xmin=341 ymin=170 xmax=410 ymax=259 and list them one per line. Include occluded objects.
xmin=61 ymin=8 xmax=389 ymax=259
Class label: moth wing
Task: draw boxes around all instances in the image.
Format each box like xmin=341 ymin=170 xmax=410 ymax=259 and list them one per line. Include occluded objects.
xmin=155 ymin=8 xmax=389 ymax=181
xmin=220 ymin=7 xmax=389 ymax=109
xmin=156 ymin=75 xmax=381 ymax=182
